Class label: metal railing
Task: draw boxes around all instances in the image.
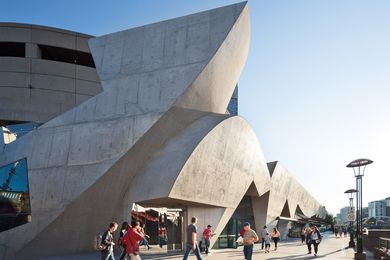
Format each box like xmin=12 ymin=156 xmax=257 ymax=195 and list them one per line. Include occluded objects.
xmin=379 ymin=237 xmax=390 ymax=254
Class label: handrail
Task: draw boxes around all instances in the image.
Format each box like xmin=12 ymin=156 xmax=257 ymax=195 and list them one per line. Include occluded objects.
xmin=378 ymin=237 xmax=390 ymax=252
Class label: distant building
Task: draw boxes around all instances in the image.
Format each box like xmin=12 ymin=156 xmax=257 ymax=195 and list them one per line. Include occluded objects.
xmin=340 ymin=206 xmax=351 ymax=223
xmin=362 ymin=207 xmax=369 ymax=219
xmin=368 ymin=200 xmax=387 ymax=218
xmin=336 ymin=213 xmax=342 ymax=224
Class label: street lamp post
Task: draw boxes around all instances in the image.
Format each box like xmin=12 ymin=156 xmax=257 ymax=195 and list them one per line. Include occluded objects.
xmin=346 ymin=158 xmax=373 ymax=260
xmin=344 ymin=189 xmax=357 ymax=248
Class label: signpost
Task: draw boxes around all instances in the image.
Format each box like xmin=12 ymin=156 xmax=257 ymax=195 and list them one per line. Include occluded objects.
xmin=348 ymin=208 xmax=356 ymax=222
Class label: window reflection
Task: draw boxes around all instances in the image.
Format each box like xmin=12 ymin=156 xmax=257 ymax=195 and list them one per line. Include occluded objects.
xmin=0 ymin=158 xmax=31 ymax=232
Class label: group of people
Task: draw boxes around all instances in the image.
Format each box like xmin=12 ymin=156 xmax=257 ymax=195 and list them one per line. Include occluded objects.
xmin=182 ymin=217 xmax=216 ymax=260
xmin=99 ymin=217 xmax=323 ymax=260
xmin=334 ymin=226 xmax=347 ymax=237
xmin=240 ymin=223 xmax=322 ymax=259
xmin=240 ymin=224 xmax=281 ymax=259
xmin=100 ymin=220 xmax=151 ymax=260
xmin=182 ymin=219 xmax=284 ymax=260
xmin=302 ymin=225 xmax=323 ymax=256
xmin=260 ymin=225 xmax=281 ymax=253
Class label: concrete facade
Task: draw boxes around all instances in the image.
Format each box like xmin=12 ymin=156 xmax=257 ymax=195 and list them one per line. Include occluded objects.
xmin=0 ymin=2 xmax=325 ymax=259
xmin=0 ymin=23 xmax=102 ymax=125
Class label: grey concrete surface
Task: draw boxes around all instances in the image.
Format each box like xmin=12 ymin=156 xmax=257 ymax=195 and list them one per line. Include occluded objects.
xmin=0 ymin=23 xmax=102 ymax=124
xmin=32 ymin=232 xmax=374 ymax=260
xmin=0 ymin=2 xmax=326 ymax=259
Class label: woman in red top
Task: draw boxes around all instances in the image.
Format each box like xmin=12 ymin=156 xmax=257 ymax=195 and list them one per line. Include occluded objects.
xmin=121 ymin=221 xmax=143 ymax=260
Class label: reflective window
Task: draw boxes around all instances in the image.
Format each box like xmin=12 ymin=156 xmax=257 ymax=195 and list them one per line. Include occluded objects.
xmin=39 ymin=44 xmax=95 ymax=68
xmin=0 ymin=158 xmax=31 ymax=232
xmin=227 ymin=85 xmax=238 ymax=116
xmin=215 ymin=196 xmax=254 ymax=249
xmin=0 ymin=42 xmax=26 ymax=57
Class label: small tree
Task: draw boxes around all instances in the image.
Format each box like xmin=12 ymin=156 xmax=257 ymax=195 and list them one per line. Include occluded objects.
xmin=324 ymin=213 xmax=336 ymax=229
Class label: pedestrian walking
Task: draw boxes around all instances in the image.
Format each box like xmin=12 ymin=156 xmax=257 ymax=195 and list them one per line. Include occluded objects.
xmin=300 ymin=227 xmax=306 ymax=243
xmin=183 ymin=216 xmax=202 ymax=260
xmin=310 ymin=226 xmax=322 ymax=256
xmin=158 ymin=224 xmax=167 ymax=248
xmin=121 ymin=221 xmax=144 ymax=260
xmin=260 ymin=225 xmax=268 ymax=250
xmin=242 ymin=222 xmax=258 ymax=260
xmin=271 ymin=227 xmax=281 ymax=250
xmin=305 ymin=226 xmax=313 ymax=254
xmin=118 ymin=222 xmax=130 ymax=260
xmin=139 ymin=222 xmax=151 ymax=250
xmin=202 ymin=224 xmax=215 ymax=255
xmin=101 ymin=222 xmax=118 ymax=260
xmin=264 ymin=232 xmax=271 ymax=253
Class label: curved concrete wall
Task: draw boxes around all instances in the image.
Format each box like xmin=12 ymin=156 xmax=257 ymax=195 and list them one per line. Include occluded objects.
xmin=0 ymin=3 xmax=325 ymax=259
xmin=0 ymin=23 xmax=102 ymax=124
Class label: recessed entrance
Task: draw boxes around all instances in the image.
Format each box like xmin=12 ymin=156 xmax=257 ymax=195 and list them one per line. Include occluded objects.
xmin=215 ymin=196 xmax=255 ymax=249
xmin=131 ymin=204 xmax=184 ymax=253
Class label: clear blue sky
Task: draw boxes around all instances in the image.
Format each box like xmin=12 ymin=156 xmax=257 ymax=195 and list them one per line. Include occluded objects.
xmin=2 ymin=0 xmax=390 ymax=215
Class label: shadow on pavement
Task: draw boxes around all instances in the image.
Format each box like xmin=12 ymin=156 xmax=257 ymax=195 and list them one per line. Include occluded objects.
xmin=266 ymin=246 xmax=350 ymax=260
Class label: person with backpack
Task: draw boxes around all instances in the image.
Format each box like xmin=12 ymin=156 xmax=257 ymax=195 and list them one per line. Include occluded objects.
xmin=118 ymin=222 xmax=130 ymax=260
xmin=101 ymin=222 xmax=118 ymax=260
xmin=121 ymin=221 xmax=144 ymax=259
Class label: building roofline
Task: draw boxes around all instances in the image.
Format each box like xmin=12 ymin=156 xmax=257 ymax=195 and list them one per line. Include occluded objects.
xmin=0 ymin=22 xmax=94 ymax=38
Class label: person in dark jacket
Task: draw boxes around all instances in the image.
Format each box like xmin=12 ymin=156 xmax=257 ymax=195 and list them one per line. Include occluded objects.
xmin=101 ymin=222 xmax=118 ymax=260
xmin=305 ymin=226 xmax=313 ymax=254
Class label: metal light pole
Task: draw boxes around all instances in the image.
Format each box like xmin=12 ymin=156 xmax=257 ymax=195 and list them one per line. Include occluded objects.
xmin=346 ymin=158 xmax=373 ymax=260
xmin=344 ymin=189 xmax=357 ymax=248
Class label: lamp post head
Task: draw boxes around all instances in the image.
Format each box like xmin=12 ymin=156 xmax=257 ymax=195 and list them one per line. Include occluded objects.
xmin=346 ymin=158 xmax=373 ymax=168
xmin=346 ymin=158 xmax=373 ymax=177
xmin=344 ymin=189 xmax=357 ymax=199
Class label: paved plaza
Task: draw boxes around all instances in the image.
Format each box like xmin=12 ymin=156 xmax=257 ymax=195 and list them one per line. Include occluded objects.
xmin=34 ymin=232 xmax=375 ymax=260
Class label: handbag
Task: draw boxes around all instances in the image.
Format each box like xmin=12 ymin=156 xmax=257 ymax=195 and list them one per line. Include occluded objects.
xmin=236 ymin=236 xmax=243 ymax=244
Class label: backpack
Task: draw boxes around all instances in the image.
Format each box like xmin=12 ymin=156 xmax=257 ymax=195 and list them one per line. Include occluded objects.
xmin=94 ymin=232 xmax=107 ymax=251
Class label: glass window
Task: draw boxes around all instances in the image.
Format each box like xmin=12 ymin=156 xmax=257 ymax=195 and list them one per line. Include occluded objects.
xmin=0 ymin=158 xmax=31 ymax=232
xmin=38 ymin=44 xmax=95 ymax=68
xmin=0 ymin=42 xmax=25 ymax=57
xmin=2 ymin=122 xmax=41 ymax=145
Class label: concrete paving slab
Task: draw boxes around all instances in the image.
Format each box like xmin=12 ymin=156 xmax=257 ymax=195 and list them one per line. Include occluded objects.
xmin=33 ymin=232 xmax=375 ymax=260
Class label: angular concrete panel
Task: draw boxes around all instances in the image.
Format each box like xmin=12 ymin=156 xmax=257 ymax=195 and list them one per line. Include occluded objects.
xmin=0 ymin=3 xmax=325 ymax=259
